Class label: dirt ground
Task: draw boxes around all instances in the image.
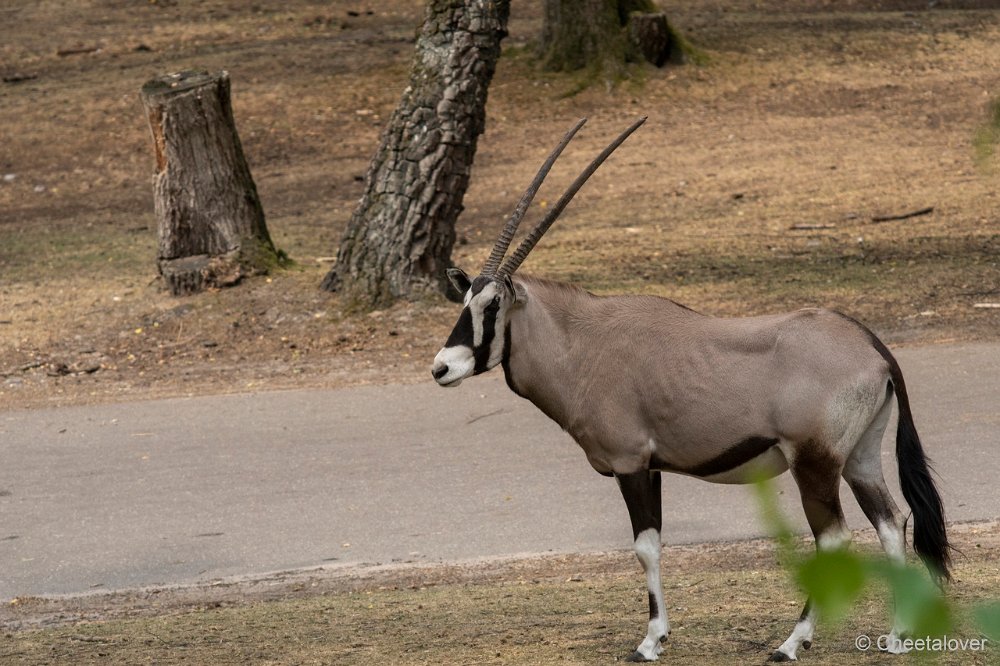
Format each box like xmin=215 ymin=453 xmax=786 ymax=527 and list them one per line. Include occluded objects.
xmin=1 ymin=0 xmax=999 ymax=410
xmin=2 ymin=521 xmax=998 ymax=664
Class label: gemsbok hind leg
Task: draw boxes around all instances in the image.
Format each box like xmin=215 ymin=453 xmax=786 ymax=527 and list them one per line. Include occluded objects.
xmin=843 ymin=395 xmax=910 ymax=653
xmin=616 ymin=470 xmax=669 ymax=662
xmin=771 ymin=443 xmax=850 ymax=662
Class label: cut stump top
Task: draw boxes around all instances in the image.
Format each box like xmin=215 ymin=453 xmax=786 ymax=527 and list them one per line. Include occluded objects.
xmin=141 ymin=70 xmax=228 ymax=99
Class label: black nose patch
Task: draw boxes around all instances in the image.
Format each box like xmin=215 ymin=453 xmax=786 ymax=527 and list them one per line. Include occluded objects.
xmin=433 ymin=365 xmax=449 ymax=380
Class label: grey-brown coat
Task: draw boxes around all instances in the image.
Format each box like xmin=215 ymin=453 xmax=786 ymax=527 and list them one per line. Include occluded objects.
xmin=432 ymin=119 xmax=949 ymax=662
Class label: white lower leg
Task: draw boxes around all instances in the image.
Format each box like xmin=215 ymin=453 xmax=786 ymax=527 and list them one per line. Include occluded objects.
xmin=633 ymin=528 xmax=668 ymax=660
xmin=774 ymin=604 xmax=816 ymax=661
xmin=877 ymin=519 xmax=912 ymax=654
xmin=774 ymin=527 xmax=850 ymax=661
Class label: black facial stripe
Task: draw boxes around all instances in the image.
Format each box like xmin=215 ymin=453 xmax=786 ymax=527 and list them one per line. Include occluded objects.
xmin=472 ymin=302 xmax=498 ymax=373
xmin=444 ymin=307 xmax=474 ymax=348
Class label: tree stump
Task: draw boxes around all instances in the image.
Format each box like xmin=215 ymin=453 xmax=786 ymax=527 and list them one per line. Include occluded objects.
xmin=627 ymin=12 xmax=687 ymax=67
xmin=539 ymin=1 xmax=693 ymax=81
xmin=140 ymin=70 xmax=281 ymax=296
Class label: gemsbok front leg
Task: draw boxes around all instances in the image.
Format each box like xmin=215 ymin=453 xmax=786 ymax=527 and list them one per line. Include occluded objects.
xmin=616 ymin=470 xmax=669 ymax=662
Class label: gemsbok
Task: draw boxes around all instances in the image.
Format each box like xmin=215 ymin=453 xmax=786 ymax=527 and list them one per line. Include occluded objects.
xmin=431 ymin=117 xmax=950 ymax=662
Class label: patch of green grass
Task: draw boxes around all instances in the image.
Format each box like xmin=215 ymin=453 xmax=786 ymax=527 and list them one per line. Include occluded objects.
xmin=0 ymin=225 xmax=154 ymax=285
xmin=530 ymin=233 xmax=1000 ymax=338
xmin=568 ymin=235 xmax=996 ymax=293
xmin=974 ymin=95 xmax=1000 ymax=172
xmin=0 ymin=223 xmax=299 ymax=287
xmin=665 ymin=20 xmax=709 ymax=66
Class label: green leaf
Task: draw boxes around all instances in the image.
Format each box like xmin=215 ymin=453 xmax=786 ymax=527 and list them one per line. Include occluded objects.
xmin=868 ymin=561 xmax=953 ymax=637
xmin=796 ymin=550 xmax=867 ymax=622
xmin=749 ymin=476 xmax=796 ymax=556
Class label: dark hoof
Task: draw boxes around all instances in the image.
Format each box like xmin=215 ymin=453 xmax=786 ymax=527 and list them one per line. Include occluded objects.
xmin=768 ymin=650 xmax=793 ymax=662
xmin=625 ymin=651 xmax=651 ymax=662
xmin=802 ymin=640 xmax=812 ymax=650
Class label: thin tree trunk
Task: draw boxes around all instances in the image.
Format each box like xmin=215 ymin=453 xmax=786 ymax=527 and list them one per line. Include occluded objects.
xmin=140 ymin=70 xmax=281 ymax=296
xmin=321 ymin=0 xmax=510 ymax=308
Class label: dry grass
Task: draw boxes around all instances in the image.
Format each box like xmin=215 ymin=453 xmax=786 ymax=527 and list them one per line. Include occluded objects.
xmin=3 ymin=522 xmax=999 ymax=665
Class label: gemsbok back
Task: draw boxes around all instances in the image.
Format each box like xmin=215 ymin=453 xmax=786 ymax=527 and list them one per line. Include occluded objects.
xmin=431 ymin=117 xmax=950 ymax=662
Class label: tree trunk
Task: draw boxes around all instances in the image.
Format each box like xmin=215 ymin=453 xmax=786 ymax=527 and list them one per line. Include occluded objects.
xmin=321 ymin=0 xmax=510 ymax=308
xmin=540 ymin=0 xmax=686 ymax=80
xmin=140 ymin=70 xmax=281 ymax=296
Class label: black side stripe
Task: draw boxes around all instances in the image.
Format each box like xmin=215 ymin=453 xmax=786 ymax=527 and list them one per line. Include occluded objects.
xmin=684 ymin=436 xmax=779 ymax=478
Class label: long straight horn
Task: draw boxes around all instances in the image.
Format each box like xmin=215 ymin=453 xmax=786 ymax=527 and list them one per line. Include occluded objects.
xmin=481 ymin=118 xmax=588 ymax=277
xmin=497 ymin=116 xmax=647 ymax=279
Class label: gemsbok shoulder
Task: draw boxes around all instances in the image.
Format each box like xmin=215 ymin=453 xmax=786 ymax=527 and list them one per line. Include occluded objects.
xmin=431 ymin=117 xmax=950 ymax=662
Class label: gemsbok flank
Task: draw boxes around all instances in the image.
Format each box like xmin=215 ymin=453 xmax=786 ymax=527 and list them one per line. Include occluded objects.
xmin=431 ymin=117 xmax=950 ymax=662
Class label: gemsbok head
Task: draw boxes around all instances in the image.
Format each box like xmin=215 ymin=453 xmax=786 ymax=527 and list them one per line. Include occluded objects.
xmin=433 ymin=118 xmax=949 ymax=662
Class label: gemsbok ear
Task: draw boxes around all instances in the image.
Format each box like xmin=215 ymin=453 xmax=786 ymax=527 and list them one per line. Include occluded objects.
xmin=446 ymin=267 xmax=472 ymax=294
xmin=502 ymin=274 xmax=526 ymax=303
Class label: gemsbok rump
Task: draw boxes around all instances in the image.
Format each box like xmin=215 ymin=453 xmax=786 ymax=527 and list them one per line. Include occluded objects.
xmin=431 ymin=117 xmax=950 ymax=662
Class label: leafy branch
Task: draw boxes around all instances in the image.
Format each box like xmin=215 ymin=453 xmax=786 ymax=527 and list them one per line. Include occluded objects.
xmin=751 ymin=476 xmax=1000 ymax=653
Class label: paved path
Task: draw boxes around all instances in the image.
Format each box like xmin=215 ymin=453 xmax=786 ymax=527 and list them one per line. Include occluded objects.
xmin=1 ymin=343 xmax=997 ymax=599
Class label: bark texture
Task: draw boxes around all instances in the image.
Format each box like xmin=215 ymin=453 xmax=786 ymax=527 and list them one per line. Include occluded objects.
xmin=540 ymin=0 xmax=684 ymax=77
xmin=141 ymin=70 xmax=280 ymax=296
xmin=628 ymin=11 xmax=686 ymax=67
xmin=321 ymin=0 xmax=510 ymax=307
